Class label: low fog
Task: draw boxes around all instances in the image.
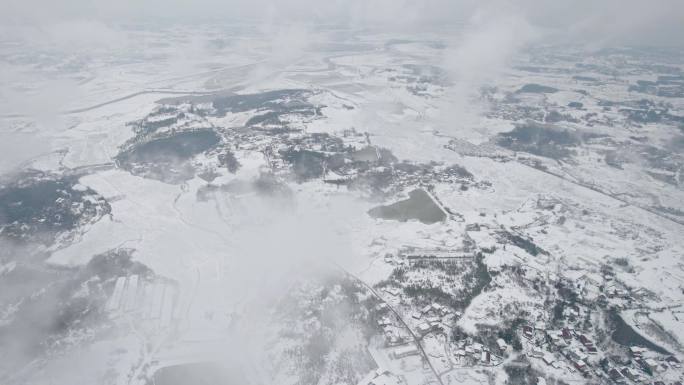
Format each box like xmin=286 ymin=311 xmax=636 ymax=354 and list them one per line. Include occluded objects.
xmin=2 ymin=0 xmax=683 ymax=127
xmin=3 ymin=0 xmax=684 ymax=41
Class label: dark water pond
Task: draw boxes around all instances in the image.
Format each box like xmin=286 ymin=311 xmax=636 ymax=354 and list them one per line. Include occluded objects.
xmin=119 ymin=130 xmax=220 ymax=165
xmin=0 ymin=172 xmax=109 ymax=244
xmin=281 ymin=149 xmax=327 ymax=181
xmin=117 ymin=130 xmax=220 ymax=183
xmin=516 ymin=83 xmax=559 ymax=94
xmin=496 ymin=123 xmax=585 ymax=160
xmin=212 ymin=89 xmax=311 ymax=115
xmin=368 ymin=189 xmax=446 ymax=224
xmin=151 ymin=362 xmax=247 ymax=385
xmin=610 ymin=311 xmax=670 ymax=355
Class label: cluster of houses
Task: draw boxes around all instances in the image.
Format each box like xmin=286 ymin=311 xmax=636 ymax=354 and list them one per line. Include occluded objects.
xmin=563 ymin=265 xmax=640 ymax=311
xmin=411 ymin=303 xmax=454 ymax=335
xmin=376 ymin=305 xmax=411 ymax=346
xmin=604 ymin=347 xmax=683 ymax=384
xmin=523 ymin=325 xmax=595 ymax=377
xmin=453 ymin=339 xmax=501 ymax=366
xmin=607 ymin=359 xmax=682 ymax=385
xmin=376 ymin=301 xmax=457 ymax=347
xmin=371 ymin=243 xmax=682 ymax=385
xmin=518 ymin=320 xmax=683 ymax=384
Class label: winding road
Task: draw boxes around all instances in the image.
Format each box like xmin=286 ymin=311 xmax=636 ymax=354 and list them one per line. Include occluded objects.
xmin=332 ymin=263 xmax=446 ymax=385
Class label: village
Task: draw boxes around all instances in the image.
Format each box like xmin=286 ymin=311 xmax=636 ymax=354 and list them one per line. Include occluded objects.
xmin=354 ymin=238 xmax=684 ymax=385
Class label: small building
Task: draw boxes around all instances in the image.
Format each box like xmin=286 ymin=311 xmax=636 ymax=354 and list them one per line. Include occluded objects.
xmin=531 ymin=347 xmax=544 ymax=358
xmin=629 ymin=346 xmax=645 ymax=357
xmin=642 ymin=358 xmax=659 ymax=373
xmin=542 ymin=353 xmax=555 ymax=366
xmin=393 ymin=344 xmax=420 ymax=359
xmin=385 ymin=332 xmax=403 ymax=346
xmin=571 ymin=357 xmax=585 ymax=368
xmin=523 ymin=326 xmax=534 ymax=339
xmin=417 ymin=322 xmax=432 ymax=335
xmin=665 ymin=355 xmax=680 ymax=364
xmin=568 ymin=348 xmax=587 ymax=362
xmin=620 ymin=367 xmax=639 ymax=381
xmin=577 ymin=334 xmax=590 ymax=346
xmin=572 ymin=360 xmax=588 ymax=375
xmin=363 ymin=370 xmax=404 ymax=385
xmin=378 ymin=317 xmax=392 ymax=327
xmin=561 ymin=327 xmax=572 ymax=340
xmin=466 ymin=223 xmax=481 ymax=231
xmin=547 ymin=331 xmax=563 ymax=346
xmin=608 ymin=368 xmax=625 ymax=383
xmin=497 ymin=338 xmax=508 ymax=353
xmin=480 ymin=351 xmax=491 ymax=364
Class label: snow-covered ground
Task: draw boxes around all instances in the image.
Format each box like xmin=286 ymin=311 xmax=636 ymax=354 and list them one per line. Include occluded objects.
xmin=1 ymin=23 xmax=683 ymax=385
